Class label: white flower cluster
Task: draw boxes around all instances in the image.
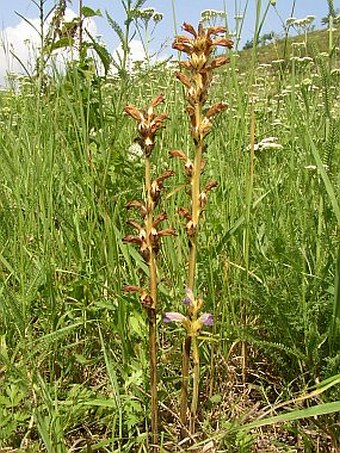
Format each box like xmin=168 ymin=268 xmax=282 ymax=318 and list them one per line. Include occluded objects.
xmin=304 ymin=164 xmax=329 ymax=172
xmin=248 ymin=137 xmax=283 ymax=152
xmin=285 ymin=16 xmax=316 ymax=28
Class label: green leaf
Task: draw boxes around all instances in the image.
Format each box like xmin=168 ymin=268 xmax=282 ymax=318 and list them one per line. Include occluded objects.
xmin=81 ymin=6 xmax=102 ymax=18
xmin=242 ymin=401 xmax=340 ymax=432
xmin=46 ymin=37 xmax=74 ymax=52
xmin=89 ymin=41 xmax=112 ymax=74
xmin=106 ymin=12 xmax=125 ymax=45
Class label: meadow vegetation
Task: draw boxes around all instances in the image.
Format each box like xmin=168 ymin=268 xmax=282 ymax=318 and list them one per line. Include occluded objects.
xmin=0 ymin=0 xmax=339 ymax=451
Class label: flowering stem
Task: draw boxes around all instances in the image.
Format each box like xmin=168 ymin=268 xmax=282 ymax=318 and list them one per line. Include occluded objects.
xmin=123 ymin=95 xmax=171 ymax=452
xmin=145 ymin=156 xmax=159 ymax=450
xmin=171 ymin=22 xmax=233 ymax=439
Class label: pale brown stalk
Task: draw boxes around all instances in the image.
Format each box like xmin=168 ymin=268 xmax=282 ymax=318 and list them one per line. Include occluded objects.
xmin=172 ymin=22 xmax=233 ymax=437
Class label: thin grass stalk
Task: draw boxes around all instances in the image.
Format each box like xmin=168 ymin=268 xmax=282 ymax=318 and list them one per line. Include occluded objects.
xmin=241 ymin=95 xmax=256 ymax=383
xmin=78 ymin=0 xmax=83 ymax=57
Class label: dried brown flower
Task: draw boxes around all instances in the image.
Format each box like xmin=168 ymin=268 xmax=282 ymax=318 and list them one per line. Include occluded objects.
xmin=153 ymin=212 xmax=167 ymax=228
xmin=172 ymin=22 xmax=233 ymax=61
xmin=178 ymin=207 xmax=192 ymax=221
xmin=158 ymin=228 xmax=177 ymax=237
xmin=205 ymin=103 xmax=227 ymax=119
xmin=126 ymin=200 xmax=148 ymax=217
xmin=169 ymin=149 xmax=188 ymax=160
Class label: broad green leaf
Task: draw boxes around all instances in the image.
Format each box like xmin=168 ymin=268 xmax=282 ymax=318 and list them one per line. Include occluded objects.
xmin=81 ymin=6 xmax=102 ymax=18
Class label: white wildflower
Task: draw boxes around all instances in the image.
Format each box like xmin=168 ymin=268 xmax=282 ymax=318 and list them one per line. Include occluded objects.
xmin=272 ymin=59 xmax=285 ymax=64
xmin=128 ymin=141 xmax=143 ymax=161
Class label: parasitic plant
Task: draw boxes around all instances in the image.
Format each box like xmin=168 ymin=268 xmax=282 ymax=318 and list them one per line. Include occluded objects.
xmin=163 ymin=22 xmax=233 ymax=436
xmin=122 ymin=95 xmax=176 ymax=451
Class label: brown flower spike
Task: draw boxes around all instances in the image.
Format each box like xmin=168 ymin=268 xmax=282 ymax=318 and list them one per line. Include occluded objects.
xmin=169 ymin=22 xmax=233 ymax=438
xmin=124 ymin=94 xmax=169 ymax=157
xmin=123 ymin=95 xmax=175 ymax=451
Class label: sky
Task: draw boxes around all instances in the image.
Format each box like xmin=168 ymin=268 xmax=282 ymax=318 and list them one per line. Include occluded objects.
xmin=0 ymin=0 xmax=338 ymax=85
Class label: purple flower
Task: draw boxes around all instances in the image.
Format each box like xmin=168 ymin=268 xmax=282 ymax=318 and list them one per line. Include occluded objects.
xmin=182 ymin=286 xmax=194 ymax=305
xmin=198 ymin=313 xmax=214 ymax=327
xmin=163 ymin=312 xmax=186 ymax=323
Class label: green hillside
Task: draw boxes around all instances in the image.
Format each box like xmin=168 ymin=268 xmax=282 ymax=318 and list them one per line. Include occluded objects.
xmin=239 ymin=26 xmax=340 ymax=70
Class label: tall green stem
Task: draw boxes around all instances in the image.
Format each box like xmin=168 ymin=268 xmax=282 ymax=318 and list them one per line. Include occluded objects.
xmin=78 ymin=0 xmax=83 ymax=58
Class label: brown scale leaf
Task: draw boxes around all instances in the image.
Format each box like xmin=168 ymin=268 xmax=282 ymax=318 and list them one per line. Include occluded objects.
xmin=126 ymin=219 xmax=142 ymax=231
xmin=122 ymin=285 xmax=142 ymax=293
xmin=175 ymin=71 xmax=191 ymax=88
xmin=150 ymin=93 xmax=165 ymax=108
xmin=156 ymin=170 xmax=176 ymax=183
xmin=179 ymin=61 xmax=192 ymax=69
xmin=208 ymin=56 xmax=230 ymax=70
xmin=207 ymin=25 xmax=226 ymax=36
xmin=173 ymin=39 xmax=193 ymax=54
xmin=206 ymin=102 xmax=227 ymax=119
xmin=205 ymin=180 xmax=218 ymax=192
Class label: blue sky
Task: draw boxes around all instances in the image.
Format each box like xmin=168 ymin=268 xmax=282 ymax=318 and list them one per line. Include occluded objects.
xmin=0 ymin=1 xmax=338 ymax=84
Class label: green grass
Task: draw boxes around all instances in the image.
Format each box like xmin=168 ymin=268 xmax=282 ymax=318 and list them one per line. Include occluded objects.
xmin=0 ymin=9 xmax=340 ymax=452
